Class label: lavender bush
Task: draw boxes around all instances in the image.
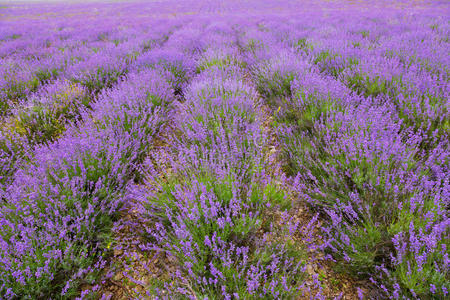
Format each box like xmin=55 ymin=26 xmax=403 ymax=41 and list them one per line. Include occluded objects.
xmin=0 ymin=69 xmax=174 ymax=297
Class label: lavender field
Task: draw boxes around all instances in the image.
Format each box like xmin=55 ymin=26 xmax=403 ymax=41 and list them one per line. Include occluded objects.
xmin=0 ymin=0 xmax=449 ymax=299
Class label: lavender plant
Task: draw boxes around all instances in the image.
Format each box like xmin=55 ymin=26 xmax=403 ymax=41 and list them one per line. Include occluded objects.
xmin=5 ymin=80 xmax=88 ymax=145
xmin=0 ymin=69 xmax=173 ymax=298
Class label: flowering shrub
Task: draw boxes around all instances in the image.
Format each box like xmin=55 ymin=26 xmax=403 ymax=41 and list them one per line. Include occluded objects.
xmin=6 ymin=80 xmax=88 ymax=145
xmin=0 ymin=69 xmax=174 ymax=298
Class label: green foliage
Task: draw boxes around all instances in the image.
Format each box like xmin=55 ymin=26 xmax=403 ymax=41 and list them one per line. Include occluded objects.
xmin=1 ymin=77 xmax=40 ymax=116
xmin=293 ymin=38 xmax=314 ymax=53
xmin=345 ymin=72 xmax=398 ymax=98
xmin=5 ymin=82 xmax=88 ymax=146
xmin=0 ymin=133 xmax=26 ymax=189
xmin=36 ymin=68 xmax=59 ymax=84
xmin=314 ymin=50 xmax=359 ymax=78
xmin=344 ymin=68 xmax=448 ymax=142
xmin=255 ymin=70 xmax=296 ymax=104
xmin=196 ymin=54 xmax=246 ymax=73
xmin=14 ymin=105 xmax=66 ymax=145
xmin=74 ymin=66 xmax=126 ymax=95
xmin=144 ymin=170 xmax=303 ymax=298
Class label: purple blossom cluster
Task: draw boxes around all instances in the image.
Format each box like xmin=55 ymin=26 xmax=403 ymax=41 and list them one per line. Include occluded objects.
xmin=0 ymin=1 xmax=448 ymax=299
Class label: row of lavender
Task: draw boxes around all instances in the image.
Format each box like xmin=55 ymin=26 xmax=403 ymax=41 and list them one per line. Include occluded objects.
xmin=125 ymin=26 xmax=314 ymax=298
xmin=0 ymin=15 xmax=175 ymax=116
xmin=246 ymin=11 xmax=448 ymax=299
xmin=0 ymin=16 xmax=205 ymax=297
xmin=0 ymin=17 xmax=184 ymax=199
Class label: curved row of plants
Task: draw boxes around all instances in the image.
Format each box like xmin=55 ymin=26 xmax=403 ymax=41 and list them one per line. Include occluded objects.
xmin=0 ymin=27 xmax=197 ymax=296
xmin=126 ymin=31 xmax=313 ymax=298
xmin=0 ymin=22 xmax=181 ymax=199
xmin=247 ymin=15 xmax=449 ymax=299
